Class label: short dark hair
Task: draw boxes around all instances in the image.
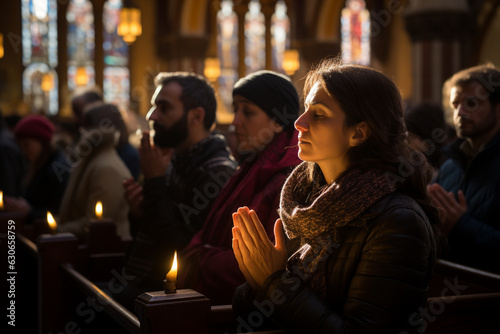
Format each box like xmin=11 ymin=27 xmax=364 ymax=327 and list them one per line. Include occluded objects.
xmin=154 ymin=72 xmax=217 ymax=130
xmin=444 ymin=63 xmax=500 ymax=107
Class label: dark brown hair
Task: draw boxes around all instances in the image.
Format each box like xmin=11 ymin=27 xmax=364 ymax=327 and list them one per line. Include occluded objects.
xmin=443 ymin=63 xmax=500 ymax=108
xmin=303 ymin=58 xmax=444 ymax=253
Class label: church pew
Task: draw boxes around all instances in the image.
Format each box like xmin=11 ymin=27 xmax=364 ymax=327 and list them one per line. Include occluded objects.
xmin=61 ymin=262 xmax=141 ymax=333
xmin=79 ymin=220 xmax=132 ymax=282
xmin=16 ymin=211 xmax=500 ymax=334
xmin=10 ymin=216 xmax=133 ymax=333
xmin=425 ymin=259 xmax=500 ymax=333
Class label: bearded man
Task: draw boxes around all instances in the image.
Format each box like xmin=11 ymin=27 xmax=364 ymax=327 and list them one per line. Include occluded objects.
xmin=117 ymin=72 xmax=237 ymax=309
xmin=428 ymin=64 xmax=500 ymax=274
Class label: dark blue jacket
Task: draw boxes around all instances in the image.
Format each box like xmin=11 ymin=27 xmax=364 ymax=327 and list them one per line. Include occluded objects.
xmin=436 ymin=131 xmax=500 ymax=273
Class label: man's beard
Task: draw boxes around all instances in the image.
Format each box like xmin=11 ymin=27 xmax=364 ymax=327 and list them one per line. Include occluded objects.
xmin=455 ymin=105 xmax=498 ymax=139
xmin=153 ymin=112 xmax=189 ymax=148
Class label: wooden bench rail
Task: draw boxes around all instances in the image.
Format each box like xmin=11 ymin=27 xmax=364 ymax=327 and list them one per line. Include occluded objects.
xmin=61 ymin=263 xmax=141 ymax=334
xmin=17 ymin=232 xmax=38 ymax=257
xmin=435 ymin=259 xmax=500 ymax=291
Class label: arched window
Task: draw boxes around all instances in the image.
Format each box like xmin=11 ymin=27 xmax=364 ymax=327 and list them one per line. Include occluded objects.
xmin=341 ymin=0 xmax=370 ymax=65
xmin=22 ymin=0 xmax=58 ymax=114
xmin=103 ymin=0 xmax=130 ymax=108
xmin=217 ymin=0 xmax=238 ymax=116
xmin=271 ymin=0 xmax=290 ymax=74
xmin=67 ymin=0 xmax=95 ymax=92
xmin=245 ymin=0 xmax=265 ymax=74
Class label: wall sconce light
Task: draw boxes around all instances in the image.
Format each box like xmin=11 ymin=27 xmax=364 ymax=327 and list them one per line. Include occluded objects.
xmin=0 ymin=33 xmax=4 ymax=58
xmin=204 ymin=57 xmax=221 ymax=82
xmin=282 ymin=49 xmax=300 ymax=76
xmin=118 ymin=3 xmax=142 ymax=44
xmin=75 ymin=66 xmax=89 ymax=86
xmin=41 ymin=73 xmax=54 ymax=92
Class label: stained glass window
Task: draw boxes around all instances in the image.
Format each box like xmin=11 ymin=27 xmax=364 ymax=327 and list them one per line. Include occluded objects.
xmin=245 ymin=0 xmax=265 ymax=74
xmin=341 ymin=0 xmax=370 ymax=65
xmin=103 ymin=0 xmax=130 ymax=108
xmin=271 ymin=0 xmax=290 ymax=73
xmin=22 ymin=0 xmax=58 ymax=114
xmin=216 ymin=0 xmax=239 ymax=119
xmin=67 ymin=0 xmax=95 ymax=92
xmin=23 ymin=63 xmax=59 ymax=115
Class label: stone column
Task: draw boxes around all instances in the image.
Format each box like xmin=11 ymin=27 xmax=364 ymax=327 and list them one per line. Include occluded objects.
xmin=233 ymin=0 xmax=249 ymax=78
xmin=260 ymin=0 xmax=278 ymax=70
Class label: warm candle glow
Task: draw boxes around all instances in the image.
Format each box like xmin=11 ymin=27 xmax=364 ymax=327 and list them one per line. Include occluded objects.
xmin=204 ymin=57 xmax=221 ymax=82
xmin=166 ymin=251 xmax=177 ymax=281
xmin=0 ymin=191 xmax=4 ymax=210
xmin=75 ymin=67 xmax=88 ymax=86
xmin=41 ymin=73 xmax=54 ymax=92
xmin=95 ymin=201 xmax=103 ymax=220
xmin=0 ymin=33 xmax=4 ymax=59
xmin=47 ymin=211 xmax=57 ymax=232
xmin=283 ymin=49 xmax=300 ymax=76
xmin=118 ymin=7 xmax=142 ymax=44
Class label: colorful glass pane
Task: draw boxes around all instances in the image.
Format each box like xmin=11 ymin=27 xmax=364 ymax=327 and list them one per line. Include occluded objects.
xmin=245 ymin=0 xmax=265 ymax=74
xmin=67 ymin=65 xmax=96 ymax=91
xmin=103 ymin=0 xmax=128 ymax=66
xmin=216 ymin=0 xmax=239 ymax=119
xmin=103 ymin=0 xmax=129 ymax=108
xmin=271 ymin=1 xmax=290 ymax=73
xmin=341 ymin=0 xmax=370 ymax=65
xmin=23 ymin=63 xmax=59 ymax=115
xmin=103 ymin=67 xmax=130 ymax=108
xmin=67 ymin=0 xmax=95 ymax=90
xmin=22 ymin=0 xmax=57 ymax=67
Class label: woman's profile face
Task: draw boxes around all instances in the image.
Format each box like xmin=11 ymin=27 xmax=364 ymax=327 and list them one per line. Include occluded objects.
xmin=232 ymin=95 xmax=282 ymax=155
xmin=295 ymin=82 xmax=354 ymax=168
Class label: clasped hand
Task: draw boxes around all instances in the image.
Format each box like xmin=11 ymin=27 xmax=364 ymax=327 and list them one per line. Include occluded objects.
xmin=232 ymin=207 xmax=287 ymax=290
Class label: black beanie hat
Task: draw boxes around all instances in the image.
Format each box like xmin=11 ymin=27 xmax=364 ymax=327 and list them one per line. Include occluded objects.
xmin=233 ymin=70 xmax=299 ymax=131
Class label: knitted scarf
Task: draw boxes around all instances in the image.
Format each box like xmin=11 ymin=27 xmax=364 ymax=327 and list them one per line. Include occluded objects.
xmin=280 ymin=162 xmax=395 ymax=297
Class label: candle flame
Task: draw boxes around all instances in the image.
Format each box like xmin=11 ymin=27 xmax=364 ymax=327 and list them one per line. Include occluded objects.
xmin=0 ymin=190 xmax=3 ymax=210
xmin=166 ymin=251 xmax=177 ymax=281
xmin=95 ymin=201 xmax=103 ymax=219
xmin=47 ymin=211 xmax=57 ymax=232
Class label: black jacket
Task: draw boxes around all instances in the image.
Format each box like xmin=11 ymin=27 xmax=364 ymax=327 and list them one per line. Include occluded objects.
xmin=435 ymin=131 xmax=500 ymax=273
xmin=233 ymin=193 xmax=436 ymax=334
xmin=24 ymin=150 xmax=70 ymax=223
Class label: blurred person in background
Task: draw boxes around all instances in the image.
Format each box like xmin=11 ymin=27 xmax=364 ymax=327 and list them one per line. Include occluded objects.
xmin=4 ymin=115 xmax=70 ymax=223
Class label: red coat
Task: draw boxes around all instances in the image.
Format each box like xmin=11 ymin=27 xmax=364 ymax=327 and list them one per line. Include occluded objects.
xmin=178 ymin=130 xmax=301 ymax=304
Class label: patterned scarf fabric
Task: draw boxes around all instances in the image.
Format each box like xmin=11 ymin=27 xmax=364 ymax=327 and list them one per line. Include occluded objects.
xmin=279 ymin=162 xmax=395 ymax=297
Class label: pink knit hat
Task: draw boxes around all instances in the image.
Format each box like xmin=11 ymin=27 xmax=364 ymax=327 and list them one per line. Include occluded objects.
xmin=14 ymin=115 xmax=55 ymax=143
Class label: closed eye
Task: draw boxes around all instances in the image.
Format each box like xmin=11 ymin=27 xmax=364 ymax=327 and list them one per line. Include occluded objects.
xmin=313 ymin=112 xmax=325 ymax=119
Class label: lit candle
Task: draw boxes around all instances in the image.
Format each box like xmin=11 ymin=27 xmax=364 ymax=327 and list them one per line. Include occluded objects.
xmin=164 ymin=251 xmax=177 ymax=293
xmin=95 ymin=201 xmax=103 ymax=220
xmin=47 ymin=211 xmax=57 ymax=234
xmin=0 ymin=191 xmax=4 ymax=210
xmin=167 ymin=251 xmax=177 ymax=281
